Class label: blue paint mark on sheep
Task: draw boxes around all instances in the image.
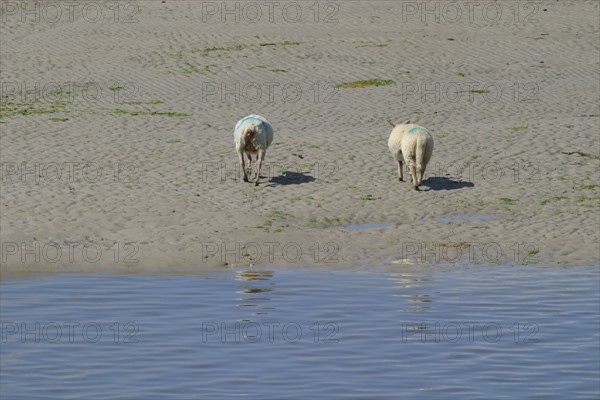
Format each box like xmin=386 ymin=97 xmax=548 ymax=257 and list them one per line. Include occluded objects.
xmin=239 ymin=115 xmax=263 ymax=125
xmin=233 ymin=115 xmax=268 ymax=137
xmin=407 ymin=127 xmax=429 ymax=135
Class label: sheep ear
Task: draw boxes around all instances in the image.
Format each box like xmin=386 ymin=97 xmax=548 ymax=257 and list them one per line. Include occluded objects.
xmin=404 ymin=119 xmax=411 ymax=124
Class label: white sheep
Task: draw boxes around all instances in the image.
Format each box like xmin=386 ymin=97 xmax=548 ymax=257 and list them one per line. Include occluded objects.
xmin=233 ymin=115 xmax=274 ymax=186
xmin=387 ymin=120 xmax=434 ymax=190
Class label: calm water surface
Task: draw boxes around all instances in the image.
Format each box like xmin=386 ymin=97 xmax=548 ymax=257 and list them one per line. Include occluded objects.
xmin=1 ymin=265 xmax=598 ymax=399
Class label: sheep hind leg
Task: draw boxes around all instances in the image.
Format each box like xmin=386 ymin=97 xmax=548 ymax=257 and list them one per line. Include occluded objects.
xmin=418 ymin=166 xmax=426 ymax=187
xmin=247 ymin=153 xmax=252 ymax=178
xmin=397 ymin=160 xmax=404 ymax=181
xmin=239 ymin=151 xmax=249 ymax=182
xmin=254 ymin=150 xmax=264 ymax=186
xmin=409 ymin=162 xmax=419 ymax=190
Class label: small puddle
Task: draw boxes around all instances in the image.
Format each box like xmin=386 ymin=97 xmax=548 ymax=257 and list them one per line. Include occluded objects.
xmin=432 ymin=214 xmax=503 ymax=223
xmin=336 ymin=222 xmax=394 ymax=231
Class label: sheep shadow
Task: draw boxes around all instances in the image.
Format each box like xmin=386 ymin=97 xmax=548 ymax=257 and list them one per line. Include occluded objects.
xmin=267 ymin=171 xmax=316 ymax=186
xmin=421 ymin=177 xmax=474 ymax=191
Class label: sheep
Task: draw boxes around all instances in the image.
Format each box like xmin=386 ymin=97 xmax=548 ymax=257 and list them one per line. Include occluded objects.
xmin=387 ymin=120 xmax=434 ymax=190
xmin=233 ymin=114 xmax=274 ymax=186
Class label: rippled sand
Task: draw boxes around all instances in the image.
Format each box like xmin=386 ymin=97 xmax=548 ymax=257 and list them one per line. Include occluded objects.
xmin=1 ymin=1 xmax=599 ymax=273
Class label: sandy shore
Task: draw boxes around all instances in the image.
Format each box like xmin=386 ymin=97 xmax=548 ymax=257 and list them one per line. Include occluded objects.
xmin=1 ymin=1 xmax=599 ymax=274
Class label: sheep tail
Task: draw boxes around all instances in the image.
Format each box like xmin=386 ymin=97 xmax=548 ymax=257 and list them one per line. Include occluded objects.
xmin=243 ymin=128 xmax=256 ymax=141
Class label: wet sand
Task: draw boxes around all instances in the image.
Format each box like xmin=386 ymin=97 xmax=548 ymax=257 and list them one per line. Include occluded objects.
xmin=1 ymin=1 xmax=599 ymax=273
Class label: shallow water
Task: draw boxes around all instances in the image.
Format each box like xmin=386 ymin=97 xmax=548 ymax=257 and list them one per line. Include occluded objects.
xmin=335 ymin=222 xmax=394 ymax=230
xmin=1 ymin=265 xmax=598 ymax=399
xmin=432 ymin=214 xmax=504 ymax=223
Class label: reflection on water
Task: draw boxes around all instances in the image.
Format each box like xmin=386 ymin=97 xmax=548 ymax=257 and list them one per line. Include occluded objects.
xmin=236 ymin=270 xmax=274 ymax=281
xmin=236 ymin=270 xmax=275 ymax=318
xmin=1 ymin=266 xmax=598 ymax=399
xmin=389 ymin=272 xmax=433 ymax=312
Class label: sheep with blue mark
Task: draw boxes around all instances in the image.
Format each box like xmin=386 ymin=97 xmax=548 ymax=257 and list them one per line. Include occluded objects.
xmin=387 ymin=119 xmax=434 ymax=190
xmin=233 ymin=115 xmax=274 ymax=186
